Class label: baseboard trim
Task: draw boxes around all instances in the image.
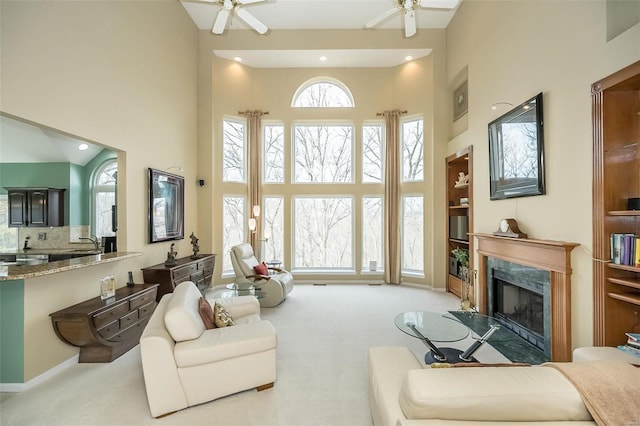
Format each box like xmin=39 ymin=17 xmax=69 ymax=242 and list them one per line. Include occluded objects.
xmin=0 ymin=354 xmax=79 ymax=392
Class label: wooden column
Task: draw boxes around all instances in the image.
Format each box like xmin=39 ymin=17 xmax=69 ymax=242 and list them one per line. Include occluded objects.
xmin=471 ymin=233 xmax=579 ymax=362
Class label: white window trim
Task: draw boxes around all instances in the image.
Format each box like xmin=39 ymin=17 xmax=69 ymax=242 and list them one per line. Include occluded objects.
xmin=222 ymin=115 xmax=248 ymax=184
xmin=400 ymin=114 xmax=425 ymax=183
xmin=291 ymin=76 xmax=355 ymax=108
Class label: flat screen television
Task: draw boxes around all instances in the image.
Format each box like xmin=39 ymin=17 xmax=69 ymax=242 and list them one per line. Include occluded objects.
xmin=488 ymin=92 xmax=545 ymax=200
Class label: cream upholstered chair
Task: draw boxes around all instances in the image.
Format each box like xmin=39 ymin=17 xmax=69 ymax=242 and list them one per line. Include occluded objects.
xmin=230 ymin=243 xmax=293 ymax=308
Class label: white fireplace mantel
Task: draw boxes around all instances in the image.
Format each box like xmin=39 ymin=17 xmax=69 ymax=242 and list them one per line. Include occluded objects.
xmin=471 ymin=233 xmax=580 ymax=362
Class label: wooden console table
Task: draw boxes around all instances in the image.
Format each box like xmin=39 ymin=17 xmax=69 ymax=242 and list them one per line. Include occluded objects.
xmin=142 ymin=254 xmax=216 ymax=301
xmin=50 ymin=283 xmax=158 ymax=363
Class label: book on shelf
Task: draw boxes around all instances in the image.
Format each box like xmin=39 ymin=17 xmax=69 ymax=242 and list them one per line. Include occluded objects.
xmin=610 ymin=233 xmax=639 ymax=266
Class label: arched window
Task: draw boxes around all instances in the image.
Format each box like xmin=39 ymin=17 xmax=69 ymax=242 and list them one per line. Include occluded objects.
xmin=291 ymin=77 xmax=355 ymax=108
xmin=92 ymin=159 xmax=117 ymax=238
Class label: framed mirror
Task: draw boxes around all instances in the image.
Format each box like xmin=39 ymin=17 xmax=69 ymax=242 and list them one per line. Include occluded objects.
xmin=488 ymin=92 xmax=545 ymax=200
xmin=148 ymin=168 xmax=184 ymax=243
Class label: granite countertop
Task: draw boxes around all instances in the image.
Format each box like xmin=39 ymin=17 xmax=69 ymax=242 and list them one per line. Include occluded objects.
xmin=0 ymin=248 xmax=102 ymax=256
xmin=0 ymin=252 xmax=142 ymax=281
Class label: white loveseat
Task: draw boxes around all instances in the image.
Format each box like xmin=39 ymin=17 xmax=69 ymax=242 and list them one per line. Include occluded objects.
xmin=140 ymin=281 xmax=277 ymax=418
xmin=368 ymin=346 xmax=601 ymax=426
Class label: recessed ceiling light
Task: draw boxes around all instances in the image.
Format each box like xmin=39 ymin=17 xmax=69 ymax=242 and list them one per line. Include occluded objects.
xmin=78 ymin=143 xmax=88 ymax=151
xmin=319 ymin=56 xmax=327 ymax=62
xmin=405 ymin=55 xmax=413 ymax=61
xmin=234 ymin=56 xmax=242 ymax=62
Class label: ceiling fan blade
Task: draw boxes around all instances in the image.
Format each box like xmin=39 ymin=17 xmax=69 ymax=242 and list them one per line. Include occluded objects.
xmin=418 ymin=0 xmax=459 ymax=9
xmin=404 ymin=9 xmax=416 ymax=37
xmin=364 ymin=7 xmax=400 ymax=29
xmin=212 ymin=7 xmax=230 ymax=34
xmin=237 ymin=0 xmax=266 ymax=4
xmin=236 ymin=8 xmax=268 ymax=34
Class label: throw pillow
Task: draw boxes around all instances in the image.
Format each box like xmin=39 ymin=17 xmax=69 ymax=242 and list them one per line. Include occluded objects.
xmin=198 ymin=297 xmax=215 ymax=330
xmin=253 ymin=262 xmax=268 ymax=276
xmin=214 ymin=303 xmax=235 ymax=328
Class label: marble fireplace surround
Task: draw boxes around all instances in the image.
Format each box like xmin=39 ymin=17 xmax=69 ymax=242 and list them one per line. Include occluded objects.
xmin=472 ymin=234 xmax=580 ymax=362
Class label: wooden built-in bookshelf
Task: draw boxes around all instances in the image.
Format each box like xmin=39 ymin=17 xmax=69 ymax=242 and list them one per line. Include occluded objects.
xmin=592 ymin=60 xmax=640 ymax=346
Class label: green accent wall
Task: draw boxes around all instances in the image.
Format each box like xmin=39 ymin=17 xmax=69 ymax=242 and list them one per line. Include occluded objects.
xmin=0 ymin=279 xmax=24 ymax=383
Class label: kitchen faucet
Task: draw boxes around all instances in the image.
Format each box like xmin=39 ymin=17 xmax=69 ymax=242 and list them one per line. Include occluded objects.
xmin=79 ymin=236 xmax=100 ymax=251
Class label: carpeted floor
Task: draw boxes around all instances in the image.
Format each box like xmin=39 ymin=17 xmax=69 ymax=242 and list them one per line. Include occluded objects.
xmin=0 ymin=283 xmax=509 ymax=426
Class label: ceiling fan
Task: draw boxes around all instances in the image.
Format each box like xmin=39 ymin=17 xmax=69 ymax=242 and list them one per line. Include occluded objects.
xmin=365 ymin=0 xmax=460 ymax=38
xmin=200 ymin=0 xmax=268 ymax=35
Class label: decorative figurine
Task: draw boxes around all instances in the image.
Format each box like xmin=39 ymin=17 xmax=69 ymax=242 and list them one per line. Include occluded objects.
xmin=165 ymin=243 xmax=178 ymax=267
xmin=190 ymin=232 xmax=200 ymax=259
xmin=454 ymin=172 xmax=469 ymax=187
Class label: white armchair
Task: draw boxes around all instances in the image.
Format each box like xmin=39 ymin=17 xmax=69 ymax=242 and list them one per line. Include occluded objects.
xmin=230 ymin=243 xmax=294 ymax=308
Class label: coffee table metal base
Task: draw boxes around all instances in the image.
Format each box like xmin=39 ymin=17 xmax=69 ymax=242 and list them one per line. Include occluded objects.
xmin=425 ymin=348 xmax=477 ymax=364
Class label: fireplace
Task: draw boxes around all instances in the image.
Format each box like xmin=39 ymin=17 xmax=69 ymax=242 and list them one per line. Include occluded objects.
xmin=473 ymin=233 xmax=579 ymax=361
xmin=488 ymin=266 xmax=550 ymax=355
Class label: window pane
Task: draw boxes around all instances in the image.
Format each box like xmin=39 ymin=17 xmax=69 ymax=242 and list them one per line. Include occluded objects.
xmin=264 ymin=124 xmax=284 ymax=183
xmin=293 ymin=125 xmax=353 ymax=183
xmin=263 ymin=197 xmax=284 ymax=265
xmin=223 ymin=196 xmax=245 ymax=272
xmin=362 ymin=124 xmax=383 ymax=183
xmin=292 ymin=81 xmax=354 ymax=107
xmin=402 ymin=196 xmax=423 ymax=272
xmin=0 ymin=195 xmax=18 ymax=251
xmin=362 ymin=197 xmax=383 ymax=271
xmin=402 ymin=118 xmax=424 ymax=182
xmin=294 ymin=197 xmax=352 ymax=268
xmin=223 ymin=119 xmax=246 ymax=182
xmin=95 ymin=192 xmax=115 ymax=238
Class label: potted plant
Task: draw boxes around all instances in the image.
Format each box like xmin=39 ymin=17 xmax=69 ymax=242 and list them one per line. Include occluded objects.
xmin=451 ymin=247 xmax=472 ymax=311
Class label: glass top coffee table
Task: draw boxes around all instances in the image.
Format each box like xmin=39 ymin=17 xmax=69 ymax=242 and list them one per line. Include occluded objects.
xmin=395 ymin=311 xmax=505 ymax=364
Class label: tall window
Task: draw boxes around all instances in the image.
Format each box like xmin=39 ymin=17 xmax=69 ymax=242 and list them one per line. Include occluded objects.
xmin=223 ymin=117 xmax=246 ymax=182
xmin=362 ymin=124 xmax=384 ymax=183
xmin=293 ymin=197 xmax=353 ymax=269
xmin=293 ymin=124 xmax=353 ymax=183
xmin=0 ymin=195 xmax=17 ymax=251
xmin=263 ymin=123 xmax=284 ymax=183
xmin=402 ymin=196 xmax=424 ymax=273
xmin=401 ymin=117 xmax=424 ymax=182
xmin=92 ymin=159 xmax=117 ymax=238
xmin=263 ymin=197 xmax=284 ymax=264
xmin=291 ymin=77 xmax=354 ymax=108
xmin=362 ymin=196 xmax=383 ymax=271
xmin=222 ymin=196 xmax=245 ymax=273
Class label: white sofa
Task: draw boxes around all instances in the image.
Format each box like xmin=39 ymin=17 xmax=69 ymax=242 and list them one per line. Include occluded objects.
xmin=368 ymin=346 xmax=606 ymax=426
xmin=230 ymin=243 xmax=294 ymax=308
xmin=140 ymin=281 xmax=277 ymax=418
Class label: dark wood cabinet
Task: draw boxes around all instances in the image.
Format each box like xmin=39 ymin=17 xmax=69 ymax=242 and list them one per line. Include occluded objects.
xmin=592 ymin=60 xmax=640 ymax=346
xmin=5 ymin=188 xmax=65 ymax=227
xmin=142 ymin=254 xmax=216 ymax=301
xmin=49 ymin=283 xmax=158 ymax=363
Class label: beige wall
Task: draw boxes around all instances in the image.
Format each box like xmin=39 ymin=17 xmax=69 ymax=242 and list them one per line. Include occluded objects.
xmin=1 ymin=0 xmax=198 ymax=380
xmin=444 ymin=0 xmax=640 ymax=348
xmin=197 ymin=29 xmax=447 ymax=286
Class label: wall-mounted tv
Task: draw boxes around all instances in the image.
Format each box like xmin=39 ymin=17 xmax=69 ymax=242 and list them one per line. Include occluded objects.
xmin=148 ymin=168 xmax=184 ymax=243
xmin=488 ymin=92 xmax=545 ymax=200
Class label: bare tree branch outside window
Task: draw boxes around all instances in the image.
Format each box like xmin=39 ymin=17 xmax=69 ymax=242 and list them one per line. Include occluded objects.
xmin=264 ymin=124 xmax=284 ymax=183
xmin=362 ymin=196 xmax=383 ymax=269
xmin=263 ymin=197 xmax=284 ymax=264
xmin=402 ymin=196 xmax=423 ymax=271
xmin=363 ymin=124 xmax=383 ymax=183
xmin=402 ymin=118 xmax=424 ymax=182
xmin=293 ymin=82 xmax=354 ymax=108
xmin=294 ymin=197 xmax=352 ymax=268
xmin=222 ymin=196 xmax=245 ymax=272
xmin=294 ymin=125 xmax=353 ymax=183
xmin=223 ymin=119 xmax=246 ymax=182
